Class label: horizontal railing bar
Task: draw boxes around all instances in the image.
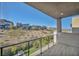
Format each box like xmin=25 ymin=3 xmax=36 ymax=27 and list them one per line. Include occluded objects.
xmin=0 ymin=34 xmax=53 ymax=49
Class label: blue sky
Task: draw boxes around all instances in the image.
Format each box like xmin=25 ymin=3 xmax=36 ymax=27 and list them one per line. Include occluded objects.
xmin=0 ymin=2 xmax=72 ymax=29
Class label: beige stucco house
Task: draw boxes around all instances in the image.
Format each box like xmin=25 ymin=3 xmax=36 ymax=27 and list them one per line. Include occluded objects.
xmin=72 ymin=16 xmax=79 ymax=33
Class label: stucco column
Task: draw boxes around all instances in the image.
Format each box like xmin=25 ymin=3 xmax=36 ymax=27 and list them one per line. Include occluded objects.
xmin=53 ymin=18 xmax=62 ymax=45
xmin=57 ymin=18 xmax=62 ymax=32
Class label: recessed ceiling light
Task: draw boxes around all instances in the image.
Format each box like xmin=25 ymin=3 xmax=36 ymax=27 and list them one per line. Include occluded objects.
xmin=60 ymin=13 xmax=64 ymax=16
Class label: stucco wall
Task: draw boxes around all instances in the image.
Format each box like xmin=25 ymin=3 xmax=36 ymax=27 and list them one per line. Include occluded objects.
xmin=72 ymin=28 xmax=79 ymax=33
xmin=57 ymin=33 xmax=79 ymax=47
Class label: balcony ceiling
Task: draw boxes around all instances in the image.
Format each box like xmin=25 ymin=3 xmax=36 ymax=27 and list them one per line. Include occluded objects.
xmin=26 ymin=2 xmax=79 ymax=19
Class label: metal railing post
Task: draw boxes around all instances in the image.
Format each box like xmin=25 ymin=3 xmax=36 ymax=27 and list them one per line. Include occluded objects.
xmin=1 ymin=48 xmax=3 ymax=56
xmin=28 ymin=41 xmax=30 ymax=56
xmin=48 ymin=36 xmax=50 ymax=49
xmin=40 ymin=38 xmax=42 ymax=56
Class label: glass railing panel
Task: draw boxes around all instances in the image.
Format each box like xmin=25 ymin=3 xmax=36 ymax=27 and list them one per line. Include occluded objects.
xmin=2 ymin=42 xmax=28 ymax=56
xmin=29 ymin=39 xmax=40 ymax=55
xmin=0 ymin=35 xmax=54 ymax=56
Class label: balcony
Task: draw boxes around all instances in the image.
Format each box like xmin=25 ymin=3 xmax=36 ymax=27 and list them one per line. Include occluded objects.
xmin=0 ymin=32 xmax=79 ymax=56
xmin=0 ymin=2 xmax=79 ymax=56
xmin=38 ymin=32 xmax=79 ymax=56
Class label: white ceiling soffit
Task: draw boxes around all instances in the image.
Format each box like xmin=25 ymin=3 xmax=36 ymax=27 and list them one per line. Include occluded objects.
xmin=26 ymin=2 xmax=79 ymax=19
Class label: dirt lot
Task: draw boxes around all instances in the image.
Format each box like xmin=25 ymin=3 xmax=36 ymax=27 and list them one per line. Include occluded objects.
xmin=0 ymin=29 xmax=53 ymax=47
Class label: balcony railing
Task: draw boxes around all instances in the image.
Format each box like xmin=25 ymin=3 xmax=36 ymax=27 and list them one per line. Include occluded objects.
xmin=0 ymin=34 xmax=54 ymax=56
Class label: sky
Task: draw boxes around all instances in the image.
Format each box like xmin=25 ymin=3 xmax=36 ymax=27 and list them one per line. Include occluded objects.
xmin=0 ymin=2 xmax=72 ymax=29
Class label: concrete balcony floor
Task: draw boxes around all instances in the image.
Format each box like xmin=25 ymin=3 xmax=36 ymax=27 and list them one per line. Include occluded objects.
xmin=38 ymin=42 xmax=79 ymax=56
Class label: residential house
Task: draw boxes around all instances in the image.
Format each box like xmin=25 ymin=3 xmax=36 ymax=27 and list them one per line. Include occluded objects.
xmin=0 ymin=19 xmax=14 ymax=29
xmin=72 ymin=16 xmax=79 ymax=33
